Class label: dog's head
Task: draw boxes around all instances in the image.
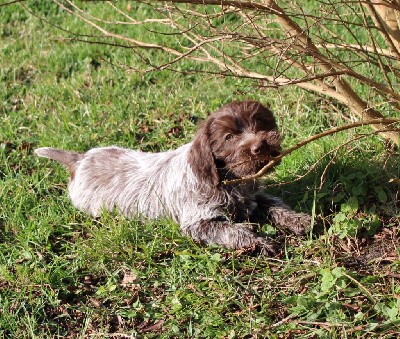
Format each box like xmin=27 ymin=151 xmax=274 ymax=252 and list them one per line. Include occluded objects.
xmin=189 ymin=101 xmax=281 ymax=186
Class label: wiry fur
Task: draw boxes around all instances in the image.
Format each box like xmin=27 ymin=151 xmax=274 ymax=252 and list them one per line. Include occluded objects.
xmin=35 ymin=101 xmax=311 ymax=255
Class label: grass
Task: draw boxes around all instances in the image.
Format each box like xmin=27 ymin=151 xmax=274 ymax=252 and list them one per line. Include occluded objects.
xmin=1 ymin=2 xmax=399 ymax=337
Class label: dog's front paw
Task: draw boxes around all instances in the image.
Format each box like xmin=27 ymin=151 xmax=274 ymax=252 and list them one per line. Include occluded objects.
xmin=286 ymin=213 xmax=312 ymax=235
xmin=256 ymin=237 xmax=279 ymax=256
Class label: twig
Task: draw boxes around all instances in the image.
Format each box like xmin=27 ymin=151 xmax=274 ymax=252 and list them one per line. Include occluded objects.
xmin=259 ymin=134 xmax=364 ymax=189
xmin=0 ymin=0 xmax=26 ymax=6
xmin=343 ymin=272 xmax=376 ymax=303
xmin=315 ymin=43 xmax=398 ymax=60
xmin=295 ymin=320 xmax=343 ymax=328
xmin=53 ymin=0 xmax=186 ymax=57
xmin=267 ymin=313 xmax=299 ymax=329
xmin=223 ymin=118 xmax=400 ymax=185
xmin=89 ymin=334 xmax=133 ymax=338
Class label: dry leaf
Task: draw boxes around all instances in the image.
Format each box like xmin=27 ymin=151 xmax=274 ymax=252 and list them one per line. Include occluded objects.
xmin=121 ymin=271 xmax=137 ymax=286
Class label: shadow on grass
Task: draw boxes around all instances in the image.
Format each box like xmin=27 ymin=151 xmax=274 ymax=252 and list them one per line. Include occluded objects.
xmin=263 ymin=152 xmax=399 ymax=267
xmin=263 ymin=152 xmax=399 ymax=219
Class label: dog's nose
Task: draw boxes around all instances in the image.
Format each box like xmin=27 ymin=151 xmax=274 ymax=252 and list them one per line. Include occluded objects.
xmin=251 ymin=145 xmax=261 ymax=155
xmin=251 ymin=141 xmax=267 ymax=155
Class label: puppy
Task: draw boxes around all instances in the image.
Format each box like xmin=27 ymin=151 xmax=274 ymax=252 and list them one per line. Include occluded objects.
xmin=35 ymin=101 xmax=311 ymax=255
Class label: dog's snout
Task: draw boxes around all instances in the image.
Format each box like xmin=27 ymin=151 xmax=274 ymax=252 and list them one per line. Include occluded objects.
xmin=250 ymin=140 xmax=267 ymax=156
xmin=250 ymin=139 xmax=281 ymax=158
xmin=251 ymin=144 xmax=262 ymax=155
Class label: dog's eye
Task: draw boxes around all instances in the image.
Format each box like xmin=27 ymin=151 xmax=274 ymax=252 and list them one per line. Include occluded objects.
xmin=225 ymin=133 xmax=233 ymax=141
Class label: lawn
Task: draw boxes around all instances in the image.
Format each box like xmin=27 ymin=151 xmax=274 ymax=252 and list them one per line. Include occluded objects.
xmin=1 ymin=2 xmax=399 ymax=337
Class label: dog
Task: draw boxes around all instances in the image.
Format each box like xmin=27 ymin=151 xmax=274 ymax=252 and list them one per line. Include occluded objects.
xmin=35 ymin=101 xmax=311 ymax=255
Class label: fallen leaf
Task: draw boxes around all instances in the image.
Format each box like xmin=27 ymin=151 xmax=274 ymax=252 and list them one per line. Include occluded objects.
xmin=121 ymin=271 xmax=138 ymax=289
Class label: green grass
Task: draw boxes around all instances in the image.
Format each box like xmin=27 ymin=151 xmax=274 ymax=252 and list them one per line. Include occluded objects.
xmin=1 ymin=2 xmax=399 ymax=337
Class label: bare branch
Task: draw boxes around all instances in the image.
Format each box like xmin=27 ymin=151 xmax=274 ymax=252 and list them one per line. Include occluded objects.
xmin=0 ymin=0 xmax=26 ymax=6
xmin=223 ymin=118 xmax=400 ymax=185
xmin=21 ymin=0 xmax=400 ymax=146
xmin=54 ymin=0 xmax=185 ymax=57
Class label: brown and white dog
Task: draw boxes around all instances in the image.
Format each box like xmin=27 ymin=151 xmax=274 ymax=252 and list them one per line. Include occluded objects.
xmin=35 ymin=101 xmax=311 ymax=255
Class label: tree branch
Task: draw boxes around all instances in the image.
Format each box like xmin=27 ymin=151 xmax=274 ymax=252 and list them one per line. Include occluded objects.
xmin=223 ymin=118 xmax=400 ymax=185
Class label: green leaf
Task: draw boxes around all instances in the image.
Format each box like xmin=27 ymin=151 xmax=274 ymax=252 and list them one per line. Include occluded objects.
xmin=351 ymin=185 xmax=364 ymax=197
xmin=341 ymin=196 xmax=359 ymax=213
xmin=361 ymin=275 xmax=378 ymax=284
xmin=300 ymin=191 xmax=309 ymax=203
xmin=210 ymin=253 xmax=222 ymax=262
xmin=320 ymin=268 xmax=336 ymax=292
xmin=354 ymin=312 xmax=365 ymax=322
xmin=375 ymin=187 xmax=388 ymax=203
xmin=262 ymin=223 xmax=277 ymax=236
xmin=333 ymin=212 xmax=346 ymax=222
xmin=365 ymin=215 xmax=381 ymax=236
xmin=170 ymin=296 xmax=182 ymax=313
xmin=96 ymin=285 xmax=107 ymax=296
xmin=346 ymin=219 xmax=362 ymax=237
xmin=375 ymin=302 xmax=400 ymax=321
xmin=386 ymin=306 xmax=399 ymax=321
xmin=108 ymin=284 xmax=117 ymax=292
xmin=368 ymin=204 xmax=377 ymax=214
xmin=332 ymin=266 xmax=346 ymax=278
xmin=332 ymin=192 xmax=345 ymax=203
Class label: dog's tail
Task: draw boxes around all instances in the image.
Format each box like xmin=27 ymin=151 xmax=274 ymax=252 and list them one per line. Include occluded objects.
xmin=35 ymin=147 xmax=83 ymax=173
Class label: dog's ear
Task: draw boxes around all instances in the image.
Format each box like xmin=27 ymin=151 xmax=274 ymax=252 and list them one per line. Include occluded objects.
xmin=188 ymin=118 xmax=219 ymax=187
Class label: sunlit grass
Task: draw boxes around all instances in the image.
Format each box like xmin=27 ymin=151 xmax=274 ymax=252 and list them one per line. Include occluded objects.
xmin=0 ymin=2 xmax=399 ymax=337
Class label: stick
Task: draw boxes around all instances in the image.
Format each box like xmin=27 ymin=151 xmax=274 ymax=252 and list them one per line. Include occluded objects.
xmin=223 ymin=118 xmax=400 ymax=185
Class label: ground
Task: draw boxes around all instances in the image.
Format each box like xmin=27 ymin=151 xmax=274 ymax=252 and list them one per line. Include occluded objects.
xmin=0 ymin=2 xmax=399 ymax=338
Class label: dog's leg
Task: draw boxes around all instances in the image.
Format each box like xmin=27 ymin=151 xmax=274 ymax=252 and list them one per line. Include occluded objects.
xmin=256 ymin=194 xmax=312 ymax=235
xmin=182 ymin=219 xmax=277 ymax=255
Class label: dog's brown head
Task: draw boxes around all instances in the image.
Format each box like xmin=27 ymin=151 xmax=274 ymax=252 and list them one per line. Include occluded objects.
xmin=189 ymin=101 xmax=281 ymax=186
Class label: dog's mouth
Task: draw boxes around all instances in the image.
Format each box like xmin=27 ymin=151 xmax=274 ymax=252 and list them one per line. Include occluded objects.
xmin=254 ymin=159 xmax=268 ymax=171
xmin=253 ymin=158 xmax=275 ymax=173
xmin=256 ymin=153 xmax=281 ymax=169
xmin=218 ymin=154 xmax=281 ymax=179
xmin=250 ymin=150 xmax=282 ymax=169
